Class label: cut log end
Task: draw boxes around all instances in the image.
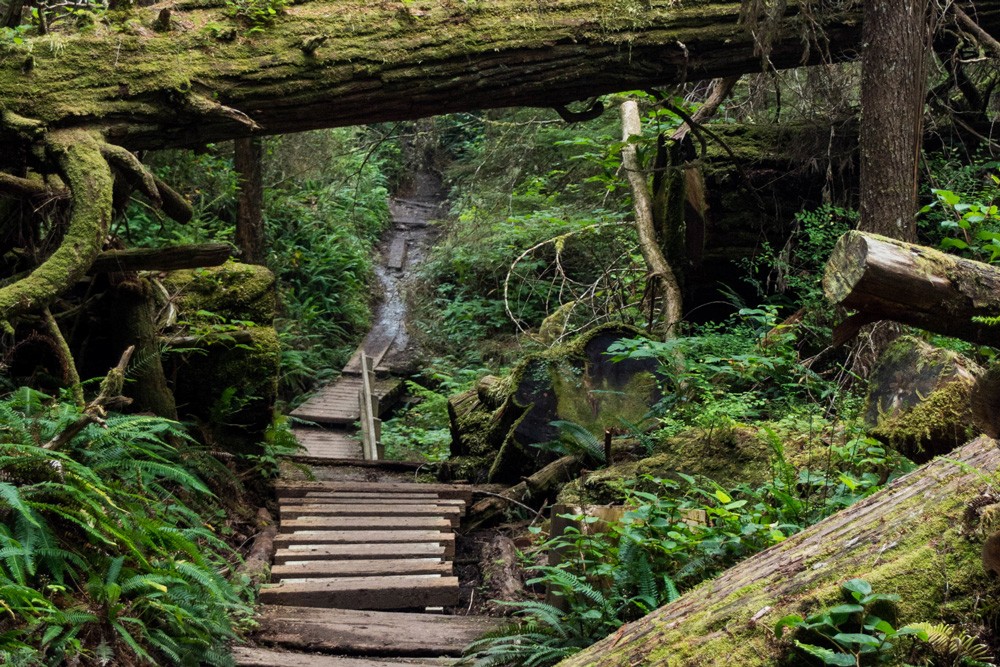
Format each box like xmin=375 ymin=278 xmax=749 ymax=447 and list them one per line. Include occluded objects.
xmin=822 ymin=229 xmax=872 ymax=304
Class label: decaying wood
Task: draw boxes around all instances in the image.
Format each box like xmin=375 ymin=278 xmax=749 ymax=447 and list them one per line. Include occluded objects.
xmin=481 ymin=535 xmax=526 ymax=608
xmin=465 ymin=455 xmax=585 ymax=532
xmin=0 ymin=1 xmax=905 ymax=151
xmin=620 ymin=100 xmax=683 ymax=335
xmin=237 ymin=507 xmax=278 ymax=591
xmin=822 ymin=230 xmax=1000 ymax=347
xmin=88 ymin=243 xmax=232 ymax=274
xmin=43 ymin=345 xmax=134 ymax=451
xmin=559 ymin=437 xmax=1000 ymax=666
xmin=972 ymin=363 xmax=1000 ymax=438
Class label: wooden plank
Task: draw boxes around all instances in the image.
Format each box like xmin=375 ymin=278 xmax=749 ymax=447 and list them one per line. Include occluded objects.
xmin=279 ymin=516 xmax=452 ymax=534
xmin=254 ymin=606 xmax=495 ymax=657
xmin=233 ymin=646 xmax=455 ymax=667
xmin=277 ymin=482 xmax=474 ymax=504
xmin=386 ymin=236 xmax=408 ymax=270
xmin=271 ymin=559 xmax=451 ymax=581
xmin=258 ymin=575 xmax=460 ymax=609
xmin=273 ymin=531 xmax=455 ymax=557
xmin=279 ymin=504 xmax=460 ymax=525
xmin=273 ymin=543 xmax=447 ymax=565
xmin=283 ymin=497 xmax=466 ymax=514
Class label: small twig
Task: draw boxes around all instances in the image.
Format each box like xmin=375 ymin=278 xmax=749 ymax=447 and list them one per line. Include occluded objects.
xmin=472 ymin=489 xmax=539 ymax=515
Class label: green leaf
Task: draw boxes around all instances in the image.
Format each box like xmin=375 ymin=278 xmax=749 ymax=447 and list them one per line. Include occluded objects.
xmin=832 ymin=632 xmax=881 ymax=647
xmin=774 ymin=614 xmax=804 ymax=637
xmin=793 ymin=641 xmax=856 ymax=666
xmin=826 ymin=604 xmax=864 ymax=616
xmin=841 ymin=578 xmax=872 ymax=597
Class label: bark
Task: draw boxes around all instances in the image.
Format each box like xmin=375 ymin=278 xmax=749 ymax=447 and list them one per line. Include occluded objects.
xmin=88 ymin=243 xmax=232 ymax=273
xmin=620 ymin=100 xmax=683 ymax=335
xmin=0 ymin=130 xmax=112 ymax=322
xmin=110 ymin=277 xmax=178 ymax=418
xmin=234 ymin=137 xmax=266 ymax=265
xmin=558 ymin=436 xmax=1000 ymax=667
xmin=858 ymin=0 xmax=932 ymax=240
xmin=465 ymin=455 xmax=585 ymax=532
xmin=0 ymin=0 xmax=891 ymax=151
xmin=237 ymin=507 xmax=278 ymax=592
xmin=821 ymin=230 xmax=1000 ymax=347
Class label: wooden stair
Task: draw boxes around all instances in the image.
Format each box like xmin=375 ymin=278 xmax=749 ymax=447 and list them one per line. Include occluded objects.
xmin=237 ymin=477 xmax=491 ymax=666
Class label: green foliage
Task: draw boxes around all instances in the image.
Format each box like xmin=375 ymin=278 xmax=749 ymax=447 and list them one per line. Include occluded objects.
xmin=381 ymin=362 xmax=491 ymax=462
xmin=121 ymin=129 xmax=392 ymax=403
xmin=223 ymin=0 xmax=288 ymax=31
xmin=607 ymin=304 xmax=835 ymax=432
xmin=534 ymin=420 xmax=606 ymax=465
xmin=774 ymin=579 xmax=928 ymax=666
xmin=0 ymin=388 xmax=250 ymax=665
xmin=921 ymin=179 xmax=1000 ymax=263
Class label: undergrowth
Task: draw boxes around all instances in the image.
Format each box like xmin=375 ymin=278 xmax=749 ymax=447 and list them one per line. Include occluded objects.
xmin=0 ymin=388 xmax=250 ymax=666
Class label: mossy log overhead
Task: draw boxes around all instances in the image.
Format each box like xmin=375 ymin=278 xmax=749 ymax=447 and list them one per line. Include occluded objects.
xmin=0 ymin=0 xmax=888 ymax=151
xmin=822 ymin=230 xmax=1000 ymax=347
xmin=88 ymin=243 xmax=233 ymax=273
xmin=559 ymin=436 xmax=1000 ymax=666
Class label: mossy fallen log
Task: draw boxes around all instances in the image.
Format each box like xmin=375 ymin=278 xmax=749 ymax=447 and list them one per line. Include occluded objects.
xmin=823 ymin=230 xmax=1000 ymax=347
xmin=0 ymin=0 xmax=878 ymax=151
xmin=558 ymin=436 xmax=1000 ymax=666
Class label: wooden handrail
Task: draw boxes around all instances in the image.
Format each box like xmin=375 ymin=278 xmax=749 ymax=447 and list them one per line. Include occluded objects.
xmin=358 ymin=353 xmax=381 ymax=461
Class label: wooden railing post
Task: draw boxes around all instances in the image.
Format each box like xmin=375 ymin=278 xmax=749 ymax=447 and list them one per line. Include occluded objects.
xmin=359 ymin=353 xmax=381 ymax=460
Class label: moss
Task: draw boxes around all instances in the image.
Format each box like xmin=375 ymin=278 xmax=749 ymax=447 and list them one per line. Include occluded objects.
xmin=0 ymin=130 xmax=111 ymax=322
xmin=872 ymin=381 xmax=975 ymax=457
xmin=162 ymin=260 xmax=276 ymax=325
xmin=559 ymin=443 xmax=1000 ymax=667
xmin=558 ymin=425 xmax=776 ymax=505
xmin=167 ymin=324 xmax=280 ymax=454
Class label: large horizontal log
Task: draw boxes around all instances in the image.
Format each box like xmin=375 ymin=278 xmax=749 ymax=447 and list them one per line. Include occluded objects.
xmin=559 ymin=436 xmax=1000 ymax=666
xmin=822 ymin=230 xmax=1000 ymax=347
xmin=88 ymin=243 xmax=232 ymax=273
xmin=0 ymin=0 xmax=887 ymax=150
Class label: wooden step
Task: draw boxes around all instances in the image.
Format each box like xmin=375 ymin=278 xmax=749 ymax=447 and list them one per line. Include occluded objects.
xmin=254 ymin=606 xmax=495 ymax=657
xmin=273 ymin=531 xmax=455 ymax=558
xmin=277 ymin=482 xmax=474 ymax=504
xmin=279 ymin=516 xmax=452 ymax=534
xmin=233 ymin=646 xmax=455 ymax=666
xmin=259 ymin=575 xmax=460 ymax=609
xmin=284 ymin=496 xmax=466 ymax=513
xmin=279 ymin=504 xmax=460 ymax=525
xmin=273 ymin=542 xmax=447 ymax=565
xmin=271 ymin=559 xmax=451 ymax=582
xmin=291 ymin=429 xmax=363 ymax=460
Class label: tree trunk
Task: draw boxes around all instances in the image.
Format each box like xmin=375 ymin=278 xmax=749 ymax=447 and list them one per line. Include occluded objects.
xmin=558 ymin=436 xmax=1000 ymax=666
xmin=858 ymin=0 xmax=931 ymax=240
xmin=234 ymin=137 xmax=266 ymax=265
xmin=821 ymin=230 xmax=1000 ymax=347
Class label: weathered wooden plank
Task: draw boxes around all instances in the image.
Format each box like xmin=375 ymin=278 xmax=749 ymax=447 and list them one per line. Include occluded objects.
xmin=279 ymin=504 xmax=460 ymax=526
xmin=254 ymin=606 xmax=495 ymax=657
xmin=271 ymin=559 xmax=451 ymax=581
xmin=272 ymin=531 xmax=455 ymax=558
xmin=277 ymin=482 xmax=474 ymax=504
xmin=258 ymin=575 xmax=460 ymax=609
xmin=232 ymin=646 xmax=456 ymax=667
xmin=273 ymin=543 xmax=448 ymax=565
xmin=279 ymin=516 xmax=452 ymax=534
xmin=282 ymin=497 xmax=466 ymax=515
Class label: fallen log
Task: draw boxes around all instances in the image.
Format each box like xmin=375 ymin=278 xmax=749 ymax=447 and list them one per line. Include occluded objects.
xmin=465 ymin=455 xmax=585 ymax=532
xmin=237 ymin=507 xmax=278 ymax=592
xmin=558 ymin=436 xmax=1000 ymax=666
xmin=88 ymin=243 xmax=233 ymax=274
xmin=822 ymin=230 xmax=1000 ymax=347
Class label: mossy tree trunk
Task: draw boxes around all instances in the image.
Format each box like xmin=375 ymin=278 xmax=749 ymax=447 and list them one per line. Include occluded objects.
xmin=558 ymin=436 xmax=1000 ymax=667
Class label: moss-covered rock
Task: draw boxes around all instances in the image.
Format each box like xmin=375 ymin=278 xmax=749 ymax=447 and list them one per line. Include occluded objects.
xmin=558 ymin=425 xmax=774 ymax=504
xmin=446 ymin=324 xmax=660 ymax=484
xmin=865 ymin=336 xmax=980 ymax=462
xmin=162 ymin=261 xmax=276 ymax=326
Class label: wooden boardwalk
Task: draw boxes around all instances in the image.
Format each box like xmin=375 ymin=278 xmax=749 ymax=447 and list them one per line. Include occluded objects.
xmin=236 ymin=476 xmax=492 ymax=666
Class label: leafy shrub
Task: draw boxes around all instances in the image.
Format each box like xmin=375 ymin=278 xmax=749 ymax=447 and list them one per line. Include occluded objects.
xmin=0 ymin=388 xmax=250 ymax=665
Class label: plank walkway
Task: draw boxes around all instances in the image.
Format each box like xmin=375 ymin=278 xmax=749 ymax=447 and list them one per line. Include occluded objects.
xmin=235 ymin=186 xmax=493 ymax=666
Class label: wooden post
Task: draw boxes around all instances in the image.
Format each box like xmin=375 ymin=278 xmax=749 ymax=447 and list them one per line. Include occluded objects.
xmin=359 ymin=353 xmax=380 ymax=461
